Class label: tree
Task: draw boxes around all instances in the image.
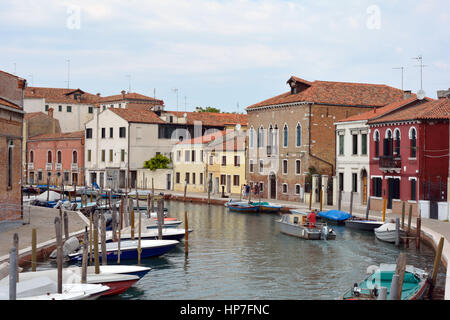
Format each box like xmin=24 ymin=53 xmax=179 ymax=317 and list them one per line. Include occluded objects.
xmin=197 ymin=106 xmax=221 ymax=113
xmin=144 ymin=154 xmax=171 ymax=171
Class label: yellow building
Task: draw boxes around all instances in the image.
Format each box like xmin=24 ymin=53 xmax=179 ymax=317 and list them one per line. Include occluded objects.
xmin=205 ymin=129 xmax=247 ymax=196
xmin=172 ymin=130 xmax=225 ymax=193
xmin=173 ymin=128 xmax=247 ymax=196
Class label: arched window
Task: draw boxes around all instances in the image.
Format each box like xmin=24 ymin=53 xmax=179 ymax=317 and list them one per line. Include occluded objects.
xmin=409 ymin=127 xmax=417 ymax=158
xmin=29 ymin=150 xmax=34 ymax=163
xmin=249 ymin=127 xmax=254 ymax=148
xmin=73 ymin=150 xmax=78 ymax=164
xmin=258 ymin=126 xmax=264 ymax=148
xmin=47 ymin=151 xmax=52 ymax=163
xmin=57 ymin=151 xmax=62 ymax=164
xmin=296 ymin=123 xmax=302 ymax=147
xmin=374 ymin=130 xmax=380 ymax=157
xmin=273 ymin=124 xmax=279 ymax=149
xmin=384 ymin=129 xmax=393 ymax=156
xmin=268 ymin=124 xmax=273 ymax=148
xmin=394 ymin=129 xmax=401 ymax=156
xmin=283 ymin=124 xmax=288 ymax=148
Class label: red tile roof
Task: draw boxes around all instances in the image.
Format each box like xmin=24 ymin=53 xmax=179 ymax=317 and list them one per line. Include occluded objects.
xmin=336 ymin=95 xmax=433 ymax=123
xmin=368 ymin=98 xmax=450 ymax=124
xmin=178 ymin=130 xmax=227 ymax=145
xmin=100 ymin=92 xmax=163 ymax=104
xmin=24 ymin=87 xmax=100 ymax=104
xmin=0 ymin=97 xmax=22 ymax=110
xmin=247 ymin=77 xmax=405 ymax=110
xmin=29 ymin=131 xmax=84 ymax=141
xmin=167 ymin=111 xmax=247 ymax=127
xmin=109 ymin=108 xmax=165 ymax=124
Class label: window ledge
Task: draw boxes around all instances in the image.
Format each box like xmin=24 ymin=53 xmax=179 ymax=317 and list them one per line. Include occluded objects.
xmin=408 ymin=158 xmax=417 ymax=161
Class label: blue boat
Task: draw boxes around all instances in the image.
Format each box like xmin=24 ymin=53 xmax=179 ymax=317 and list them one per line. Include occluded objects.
xmin=68 ymin=239 xmax=179 ymax=262
xmin=318 ymin=210 xmax=351 ymax=225
xmin=227 ymin=203 xmax=259 ymax=213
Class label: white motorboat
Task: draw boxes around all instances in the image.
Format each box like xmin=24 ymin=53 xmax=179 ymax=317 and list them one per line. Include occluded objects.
xmin=374 ymin=223 xmax=406 ymax=243
xmin=276 ymin=213 xmax=336 ymax=240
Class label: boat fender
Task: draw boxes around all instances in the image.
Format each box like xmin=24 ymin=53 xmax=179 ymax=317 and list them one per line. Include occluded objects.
xmin=352 ymin=283 xmax=361 ymax=297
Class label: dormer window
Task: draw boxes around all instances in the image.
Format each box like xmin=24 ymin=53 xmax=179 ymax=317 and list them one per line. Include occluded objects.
xmin=74 ymin=93 xmax=81 ymax=100
xmin=289 ymin=81 xmax=297 ymax=94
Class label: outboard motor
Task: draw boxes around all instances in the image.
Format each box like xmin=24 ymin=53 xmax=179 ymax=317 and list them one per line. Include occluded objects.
xmin=321 ymin=226 xmax=329 ymax=240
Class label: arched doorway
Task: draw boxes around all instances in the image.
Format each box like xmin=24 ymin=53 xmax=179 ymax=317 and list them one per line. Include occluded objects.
xmin=361 ymin=169 xmax=368 ymax=205
xmin=269 ymin=173 xmax=277 ymax=199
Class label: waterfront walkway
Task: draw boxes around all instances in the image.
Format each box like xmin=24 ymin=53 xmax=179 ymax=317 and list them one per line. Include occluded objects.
xmin=0 ymin=190 xmax=448 ymax=299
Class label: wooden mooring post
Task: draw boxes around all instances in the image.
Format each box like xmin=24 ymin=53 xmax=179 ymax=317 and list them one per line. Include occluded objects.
xmin=89 ymin=212 xmax=93 ymax=265
xmin=13 ymin=233 xmax=19 ymax=282
xmin=389 ymin=252 xmax=406 ymax=300
xmin=100 ymin=214 xmax=107 ymax=265
xmin=415 ymin=217 xmax=421 ymax=250
xmin=401 ymin=201 xmax=406 ymax=229
xmin=157 ymin=199 xmax=164 ymax=240
xmin=320 ymin=189 xmax=323 ymax=212
xmin=349 ymin=191 xmax=353 ymax=216
xmin=382 ymin=198 xmax=387 ymax=222
xmin=31 ymin=228 xmax=37 ymax=272
xmin=93 ymin=213 xmax=100 ymax=274
xmin=338 ymin=190 xmax=342 ymax=211
xmin=184 ymin=180 xmax=187 ymax=202
xmin=184 ymin=211 xmax=189 ymax=255
xmin=429 ymin=237 xmax=445 ymax=299
xmin=365 ymin=197 xmax=371 ymax=220
xmin=54 ymin=217 xmax=63 ymax=294
xmin=81 ymin=227 xmax=88 ymax=284
xmin=9 ymin=246 xmax=17 ymax=300
xmin=63 ymin=211 xmax=69 ymax=241
xmin=395 ymin=218 xmax=400 ymax=247
xmin=138 ymin=205 xmax=142 ymax=265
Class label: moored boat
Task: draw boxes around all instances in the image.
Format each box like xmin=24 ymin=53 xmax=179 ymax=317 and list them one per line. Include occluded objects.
xmin=227 ymin=203 xmax=259 ymax=213
xmin=345 ymin=216 xmax=384 ymax=231
xmin=276 ymin=213 xmax=336 ymax=240
xmin=107 ymin=227 xmax=192 ymax=242
xmin=318 ymin=210 xmax=351 ymax=225
xmin=374 ymin=223 xmax=406 ymax=243
xmin=341 ymin=264 xmax=430 ymax=300
xmin=250 ymin=201 xmax=283 ymax=213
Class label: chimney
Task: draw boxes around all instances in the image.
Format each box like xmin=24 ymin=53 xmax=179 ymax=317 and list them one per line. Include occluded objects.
xmin=121 ymin=90 xmax=126 ymax=99
xmin=96 ymin=93 xmax=101 ymax=97
xmin=48 ymin=107 xmax=54 ymax=118
xmin=403 ymin=90 xmax=412 ymax=99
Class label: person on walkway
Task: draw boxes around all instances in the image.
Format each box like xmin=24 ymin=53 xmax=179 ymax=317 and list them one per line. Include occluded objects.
xmin=245 ymin=184 xmax=250 ymax=199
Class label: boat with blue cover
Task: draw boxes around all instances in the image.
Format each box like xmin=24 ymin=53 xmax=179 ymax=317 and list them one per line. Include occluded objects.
xmin=341 ymin=264 xmax=430 ymax=300
xmin=318 ymin=210 xmax=351 ymax=225
xmin=227 ymin=202 xmax=259 ymax=213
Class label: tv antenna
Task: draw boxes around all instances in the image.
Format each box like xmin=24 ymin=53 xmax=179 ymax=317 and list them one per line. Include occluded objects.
xmin=392 ymin=67 xmax=405 ymax=91
xmin=126 ymin=75 xmax=131 ymax=92
xmin=66 ymin=59 xmax=71 ymax=88
xmin=412 ymin=55 xmax=427 ymax=98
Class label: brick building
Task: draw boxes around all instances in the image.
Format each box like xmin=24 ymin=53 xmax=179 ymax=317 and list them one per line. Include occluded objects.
xmin=245 ymin=76 xmax=405 ymax=203
xmin=0 ymin=70 xmax=26 ymax=221
xmin=367 ymin=96 xmax=450 ymax=219
xmin=27 ymin=131 xmax=85 ymax=186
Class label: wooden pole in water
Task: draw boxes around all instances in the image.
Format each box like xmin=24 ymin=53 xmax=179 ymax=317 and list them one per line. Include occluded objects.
xmin=9 ymin=247 xmax=17 ymax=300
xmin=100 ymin=214 xmax=107 ymax=265
xmin=131 ymin=208 xmax=135 ymax=241
xmin=184 ymin=211 xmax=189 ymax=255
xmin=349 ymin=191 xmax=353 ymax=215
xmin=208 ymin=178 xmax=211 ymax=205
xmin=401 ymin=201 xmax=406 ymax=229
xmin=394 ymin=252 xmax=407 ymax=300
xmin=63 ymin=211 xmax=69 ymax=241
xmin=93 ymin=213 xmax=100 ymax=274
xmin=389 ymin=274 xmax=400 ymax=300
xmin=47 ymin=177 xmax=50 ymax=202
xmin=320 ymin=189 xmax=323 ymax=212
xmin=365 ymin=197 xmax=371 ymax=220
xmin=54 ymin=217 xmax=63 ymax=294
xmin=429 ymin=237 xmax=444 ymax=298
xmin=395 ymin=218 xmax=400 ymax=247
xmin=138 ymin=207 xmax=142 ymax=265
xmin=89 ymin=211 xmax=93 ymax=265
xmin=157 ymin=199 xmax=164 ymax=240
xmin=416 ymin=217 xmax=421 ymax=250
xmin=184 ymin=180 xmax=187 ymax=202
xmin=382 ymin=198 xmax=387 ymax=222
xmin=338 ymin=190 xmax=342 ymax=211
xmin=407 ymin=204 xmax=413 ymax=248
xmin=309 ymin=188 xmax=313 ymax=211
xmin=31 ymin=228 xmax=37 ymax=272
xmin=81 ymin=227 xmax=88 ymax=284
xmin=112 ymin=198 xmax=117 ymax=242
xmin=13 ymin=233 xmax=19 ymax=282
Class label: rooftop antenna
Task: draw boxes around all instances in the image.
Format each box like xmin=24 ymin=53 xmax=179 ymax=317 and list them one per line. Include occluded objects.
xmin=154 ymin=88 xmax=156 ymax=99
xmin=66 ymin=59 xmax=70 ymax=88
xmin=412 ymin=55 xmax=427 ymax=99
xmin=184 ymin=96 xmax=187 ymax=112
xmin=172 ymin=88 xmax=179 ymax=112
xmin=126 ymin=75 xmax=131 ymax=93
xmin=392 ymin=67 xmax=404 ymax=91
xmin=28 ymin=74 xmax=33 ymax=87
xmin=13 ymin=63 xmax=16 ymax=75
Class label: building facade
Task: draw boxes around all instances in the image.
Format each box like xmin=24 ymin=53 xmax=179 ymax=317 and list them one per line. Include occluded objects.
xmin=367 ymin=97 xmax=450 ymax=218
xmin=246 ymin=76 xmax=405 ymax=203
xmin=0 ymin=70 xmax=26 ymax=221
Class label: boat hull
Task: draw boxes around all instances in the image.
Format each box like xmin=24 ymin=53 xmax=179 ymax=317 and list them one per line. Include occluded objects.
xmin=228 ymin=204 xmax=259 ymax=213
xmin=374 ymin=229 xmax=406 ymax=243
xmin=345 ymin=219 xmax=384 ymax=231
xmin=92 ymin=279 xmax=138 ymax=296
xmin=276 ymin=220 xmax=335 ymax=240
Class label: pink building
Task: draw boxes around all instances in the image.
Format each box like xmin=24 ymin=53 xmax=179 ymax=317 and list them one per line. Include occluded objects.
xmin=27 ymin=131 xmax=85 ymax=186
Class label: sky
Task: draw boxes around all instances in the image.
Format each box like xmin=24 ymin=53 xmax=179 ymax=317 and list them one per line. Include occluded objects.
xmin=1 ymin=0 xmax=449 ymax=113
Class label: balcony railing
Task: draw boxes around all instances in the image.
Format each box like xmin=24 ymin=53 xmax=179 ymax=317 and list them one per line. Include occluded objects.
xmin=45 ymin=163 xmax=52 ymax=171
xmin=379 ymin=156 xmax=401 ymax=169
xmin=267 ymin=145 xmax=272 ymax=156
xmin=71 ymin=163 xmax=78 ymax=171
xmin=55 ymin=163 xmax=62 ymax=171
xmin=27 ymin=163 xmax=34 ymax=170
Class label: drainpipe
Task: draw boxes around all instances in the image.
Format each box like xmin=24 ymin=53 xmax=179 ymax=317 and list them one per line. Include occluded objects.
xmin=308 ymin=103 xmax=334 ymax=176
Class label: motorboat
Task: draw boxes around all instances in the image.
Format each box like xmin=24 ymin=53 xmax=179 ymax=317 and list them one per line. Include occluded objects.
xmin=374 ymin=223 xmax=406 ymax=243
xmin=276 ymin=213 xmax=336 ymax=240
xmin=345 ymin=216 xmax=384 ymax=231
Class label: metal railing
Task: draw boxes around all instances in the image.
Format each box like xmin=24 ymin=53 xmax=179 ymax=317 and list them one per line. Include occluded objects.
xmin=379 ymin=156 xmax=401 ymax=169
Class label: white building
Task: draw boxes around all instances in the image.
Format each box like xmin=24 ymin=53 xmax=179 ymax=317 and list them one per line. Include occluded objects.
xmin=334 ymin=94 xmax=420 ymax=208
xmin=24 ymin=87 xmax=100 ymax=133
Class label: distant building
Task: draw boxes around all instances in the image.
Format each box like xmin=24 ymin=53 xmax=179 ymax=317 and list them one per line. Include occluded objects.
xmin=246 ymin=76 xmax=405 ymax=204
xmin=27 ymin=131 xmax=85 ymax=186
xmin=0 ymin=70 xmax=26 ymax=221
xmin=367 ymin=96 xmax=450 ymax=219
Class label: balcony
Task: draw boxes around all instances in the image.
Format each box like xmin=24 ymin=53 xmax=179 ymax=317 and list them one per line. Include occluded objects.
xmin=27 ymin=163 xmax=34 ymax=170
xmin=267 ymin=145 xmax=272 ymax=156
xmin=379 ymin=156 xmax=401 ymax=172
xmin=55 ymin=163 xmax=62 ymax=171
xmin=71 ymin=163 xmax=78 ymax=171
xmin=45 ymin=163 xmax=52 ymax=171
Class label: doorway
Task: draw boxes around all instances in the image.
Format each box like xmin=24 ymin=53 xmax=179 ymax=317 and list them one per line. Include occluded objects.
xmin=361 ymin=170 xmax=368 ymax=205
xmin=269 ymin=173 xmax=277 ymax=199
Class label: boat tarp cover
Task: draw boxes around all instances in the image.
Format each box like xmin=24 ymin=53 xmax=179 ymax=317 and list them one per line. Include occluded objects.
xmin=318 ymin=210 xmax=351 ymax=221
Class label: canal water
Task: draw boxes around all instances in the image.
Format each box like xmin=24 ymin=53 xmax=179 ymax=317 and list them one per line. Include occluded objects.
xmin=41 ymin=200 xmax=446 ymax=300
